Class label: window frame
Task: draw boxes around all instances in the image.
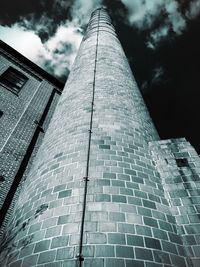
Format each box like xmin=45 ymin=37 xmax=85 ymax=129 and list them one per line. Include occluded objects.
xmin=0 ymin=67 xmax=28 ymax=95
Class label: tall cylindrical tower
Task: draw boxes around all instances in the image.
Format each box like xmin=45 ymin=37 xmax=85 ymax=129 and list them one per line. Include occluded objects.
xmin=0 ymin=8 xmax=190 ymax=267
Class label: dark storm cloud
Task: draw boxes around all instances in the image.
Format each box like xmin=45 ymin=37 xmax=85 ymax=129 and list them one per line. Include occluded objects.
xmin=0 ymin=0 xmax=72 ymax=26
xmin=0 ymin=0 xmax=74 ymax=43
xmin=104 ymin=0 xmax=200 ymax=49
xmin=1 ymin=0 xmax=200 ymax=48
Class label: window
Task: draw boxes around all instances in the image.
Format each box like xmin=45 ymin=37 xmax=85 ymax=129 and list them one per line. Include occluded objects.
xmin=176 ymin=158 xmax=189 ymax=167
xmin=0 ymin=110 xmax=3 ymax=117
xmin=0 ymin=67 xmax=28 ymax=95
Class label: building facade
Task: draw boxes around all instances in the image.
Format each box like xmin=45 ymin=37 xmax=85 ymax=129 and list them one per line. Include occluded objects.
xmin=1 ymin=7 xmax=200 ymax=267
xmin=0 ymin=40 xmax=63 ymax=236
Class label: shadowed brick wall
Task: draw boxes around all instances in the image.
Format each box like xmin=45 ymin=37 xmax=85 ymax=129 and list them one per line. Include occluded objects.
xmin=150 ymin=138 xmax=200 ymax=267
xmin=0 ymin=44 xmax=62 ymax=237
xmin=1 ymin=7 xmax=200 ymax=267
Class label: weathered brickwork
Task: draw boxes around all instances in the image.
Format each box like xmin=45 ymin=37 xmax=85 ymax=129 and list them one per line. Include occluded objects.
xmin=0 ymin=43 xmax=62 ymax=237
xmin=150 ymin=139 xmax=200 ymax=267
xmin=0 ymin=7 xmax=200 ymax=267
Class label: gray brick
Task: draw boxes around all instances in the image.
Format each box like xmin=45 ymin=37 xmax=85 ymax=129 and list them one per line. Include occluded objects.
xmin=168 ymin=232 xmax=182 ymax=244
xmin=103 ymin=172 xmax=116 ymax=179
xmin=96 ymin=245 xmax=115 ymax=257
xmin=145 ymin=237 xmax=161 ymax=250
xmin=95 ymin=194 xmax=111 ymax=202
xmin=112 ymin=180 xmax=125 ymax=187
xmin=128 ymin=196 xmax=142 ymax=205
xmin=38 ymin=250 xmax=56 ymax=264
xmin=82 ymin=245 xmax=95 ymax=257
xmin=63 ymin=260 xmax=76 ymax=267
xmin=142 ymin=199 xmax=156 ymax=209
xmin=109 ymin=212 xmax=125 ymax=222
xmin=87 ymin=233 xmax=107 ymax=244
xmin=62 ymin=223 xmax=79 ymax=234
xmin=131 ymin=176 xmax=144 ymax=184
xmin=42 ymin=217 xmax=58 ymax=229
xmin=148 ymin=193 xmax=161 ymax=203
xmin=58 ymin=189 xmax=72 ymax=198
xmin=135 ymin=190 xmax=147 ymax=199
xmin=84 ymin=258 xmax=104 ymax=267
xmin=22 ymin=255 xmax=38 ymax=267
xmin=162 ymin=240 xmax=178 ymax=254
xmin=118 ymin=223 xmax=135 ymax=234
xmin=58 ymin=215 xmax=70 ymax=224
xmin=153 ymin=250 xmax=171 ymax=264
xmin=10 ymin=260 xmax=22 ymax=267
xmin=105 ymin=258 xmax=124 ymax=267
xmin=117 ymin=174 xmax=130 ymax=181
xmin=116 ymin=245 xmax=134 ymax=258
xmin=126 ymin=182 xmax=139 ymax=190
xmin=124 ymin=169 xmax=137 ymax=176
xmin=137 ymin=206 xmax=152 ymax=217
xmin=135 ymin=247 xmax=153 ymax=261
xmin=127 ymin=235 xmax=144 ymax=247
xmin=99 ymin=222 xmax=116 ymax=232
xmin=99 ymin=145 xmax=110 ymax=149
xmin=108 ymin=233 xmax=126 ymax=244
xmin=125 ymin=260 xmax=144 ymax=267
xmin=45 ymin=225 xmax=61 ymax=238
xmin=158 ymin=220 xmax=173 ymax=232
xmin=144 ymin=217 xmax=158 ymax=228
xmin=34 ymin=240 xmax=50 ymax=253
xmin=56 ymin=247 xmax=74 ymax=260
xmin=121 ymin=204 xmax=137 ymax=213
xmin=171 ymin=254 xmax=187 ymax=267
xmin=19 ymin=244 xmax=34 ymax=258
xmin=51 ymin=236 xmax=69 ymax=248
xmin=120 ymin=188 xmax=133 ymax=196
xmin=112 ymin=195 xmax=126 ymax=203
xmin=152 ymin=210 xmax=166 ymax=221
xmin=28 ymin=222 xmax=42 ymax=234
xmin=152 ymin=228 xmax=168 ymax=240
xmin=145 ymin=263 xmax=162 ymax=267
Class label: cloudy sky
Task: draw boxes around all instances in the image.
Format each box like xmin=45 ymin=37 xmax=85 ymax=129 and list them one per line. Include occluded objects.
xmin=0 ymin=0 xmax=200 ymax=151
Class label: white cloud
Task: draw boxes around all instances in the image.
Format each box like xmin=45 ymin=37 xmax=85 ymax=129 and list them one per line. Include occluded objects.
xmin=0 ymin=22 xmax=82 ymax=79
xmin=71 ymin=0 xmax=103 ymax=25
xmin=121 ymin=0 xmax=186 ymax=31
xmin=37 ymin=23 xmax=82 ymax=77
xmin=146 ymin=25 xmax=170 ymax=49
xmin=121 ymin=0 xmax=164 ymax=28
xmin=165 ymin=1 xmax=186 ymax=34
xmin=186 ymin=0 xmax=200 ymax=19
xmin=120 ymin=0 xmax=187 ymax=48
xmin=0 ymin=24 xmax=44 ymax=62
xmin=0 ymin=0 xmax=104 ymax=79
xmin=152 ymin=66 xmax=164 ymax=83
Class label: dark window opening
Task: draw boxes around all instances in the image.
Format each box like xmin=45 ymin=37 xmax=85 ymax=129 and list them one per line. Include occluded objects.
xmin=0 ymin=175 xmax=5 ymax=182
xmin=0 ymin=110 xmax=3 ymax=117
xmin=176 ymin=158 xmax=189 ymax=167
xmin=0 ymin=67 xmax=28 ymax=95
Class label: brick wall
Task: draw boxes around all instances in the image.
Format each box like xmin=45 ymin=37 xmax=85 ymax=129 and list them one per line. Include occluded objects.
xmin=0 ymin=47 xmax=61 ymax=238
xmin=150 ymin=138 xmax=200 ymax=267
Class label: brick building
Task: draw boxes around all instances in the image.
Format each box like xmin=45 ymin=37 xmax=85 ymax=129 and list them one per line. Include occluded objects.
xmin=0 ymin=40 xmax=63 ymax=236
xmin=1 ymin=7 xmax=200 ymax=267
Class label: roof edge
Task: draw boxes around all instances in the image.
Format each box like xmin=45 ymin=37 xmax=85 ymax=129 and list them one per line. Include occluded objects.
xmin=0 ymin=40 xmax=64 ymax=90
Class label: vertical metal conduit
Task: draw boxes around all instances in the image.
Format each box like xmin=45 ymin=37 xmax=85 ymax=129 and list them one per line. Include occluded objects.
xmin=77 ymin=9 xmax=100 ymax=266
